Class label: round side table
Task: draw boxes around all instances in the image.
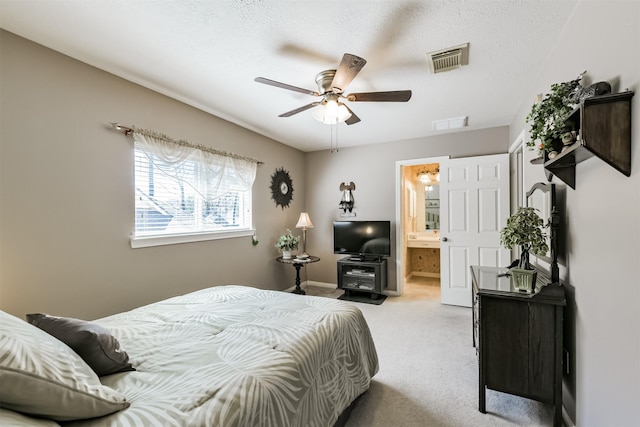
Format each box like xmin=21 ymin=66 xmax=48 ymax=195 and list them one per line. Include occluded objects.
xmin=276 ymin=255 xmax=320 ymax=295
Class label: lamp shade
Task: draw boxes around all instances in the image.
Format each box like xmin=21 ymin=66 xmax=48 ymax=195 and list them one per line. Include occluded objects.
xmin=296 ymin=212 xmax=314 ymax=229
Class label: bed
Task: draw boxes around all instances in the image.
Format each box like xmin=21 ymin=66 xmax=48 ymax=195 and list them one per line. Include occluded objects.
xmin=0 ymin=285 xmax=379 ymax=426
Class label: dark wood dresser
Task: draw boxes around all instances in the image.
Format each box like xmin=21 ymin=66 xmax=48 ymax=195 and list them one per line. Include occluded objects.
xmin=471 ymin=265 xmax=565 ymax=426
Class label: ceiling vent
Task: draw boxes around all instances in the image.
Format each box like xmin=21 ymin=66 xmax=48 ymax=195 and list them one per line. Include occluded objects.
xmin=426 ymin=43 xmax=469 ymax=73
xmin=432 ymin=116 xmax=468 ymax=131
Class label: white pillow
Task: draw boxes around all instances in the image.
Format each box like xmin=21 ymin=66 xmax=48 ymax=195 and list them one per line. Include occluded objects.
xmin=0 ymin=310 xmax=130 ymax=421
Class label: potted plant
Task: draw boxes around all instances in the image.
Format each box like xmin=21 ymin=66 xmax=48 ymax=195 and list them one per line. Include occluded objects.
xmin=500 ymin=207 xmax=549 ymax=292
xmin=525 ymin=73 xmax=583 ymax=157
xmin=275 ymin=229 xmax=299 ymax=259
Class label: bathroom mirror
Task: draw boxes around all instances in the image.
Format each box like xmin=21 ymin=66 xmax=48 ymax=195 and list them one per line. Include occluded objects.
xmin=526 ymin=182 xmax=559 ymax=283
xmin=425 ymin=183 xmax=440 ymax=230
xmin=408 ymin=162 xmax=440 ymax=232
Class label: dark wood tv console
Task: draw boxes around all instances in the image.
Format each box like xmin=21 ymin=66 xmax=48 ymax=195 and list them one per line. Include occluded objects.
xmin=471 ymin=265 xmax=565 ymax=427
xmin=337 ymin=257 xmax=387 ymax=298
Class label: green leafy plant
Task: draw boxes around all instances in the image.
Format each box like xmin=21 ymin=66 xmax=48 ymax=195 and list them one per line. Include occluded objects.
xmin=526 ymin=73 xmax=583 ymax=154
xmin=500 ymin=207 xmax=549 ymax=270
xmin=275 ymin=229 xmax=299 ymax=251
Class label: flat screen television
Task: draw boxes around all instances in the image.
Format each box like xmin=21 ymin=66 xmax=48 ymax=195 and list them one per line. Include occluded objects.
xmin=333 ymin=220 xmax=391 ymax=259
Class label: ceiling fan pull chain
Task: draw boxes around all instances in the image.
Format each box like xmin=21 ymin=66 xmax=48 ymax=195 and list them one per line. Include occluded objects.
xmin=330 ymin=123 xmax=334 ymax=153
xmin=330 ymin=123 xmax=339 ymax=153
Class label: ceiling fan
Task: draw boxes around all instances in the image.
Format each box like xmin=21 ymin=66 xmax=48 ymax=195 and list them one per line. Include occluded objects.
xmin=255 ymin=53 xmax=412 ymax=125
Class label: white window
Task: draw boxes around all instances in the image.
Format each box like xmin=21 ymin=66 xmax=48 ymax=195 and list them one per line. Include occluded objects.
xmin=131 ymin=130 xmax=257 ymax=248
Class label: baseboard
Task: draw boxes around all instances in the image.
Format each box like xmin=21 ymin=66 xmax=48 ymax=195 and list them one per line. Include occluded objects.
xmin=306 ymin=280 xmax=337 ymax=290
xmin=284 ymin=281 xmax=336 ymax=293
xmin=409 ymin=271 xmax=441 ymax=279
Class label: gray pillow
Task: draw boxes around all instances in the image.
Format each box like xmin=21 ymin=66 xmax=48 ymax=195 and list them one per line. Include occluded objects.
xmin=0 ymin=408 xmax=61 ymax=426
xmin=26 ymin=313 xmax=135 ymax=376
xmin=0 ymin=310 xmax=130 ymax=421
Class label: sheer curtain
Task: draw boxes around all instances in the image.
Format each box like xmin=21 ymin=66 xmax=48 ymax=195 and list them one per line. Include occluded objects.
xmin=133 ymin=130 xmax=257 ymax=198
xmin=131 ymin=129 xmax=258 ymax=242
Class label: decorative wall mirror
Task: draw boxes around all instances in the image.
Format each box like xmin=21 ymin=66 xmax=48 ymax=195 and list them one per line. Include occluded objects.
xmin=526 ymin=182 xmax=559 ymax=284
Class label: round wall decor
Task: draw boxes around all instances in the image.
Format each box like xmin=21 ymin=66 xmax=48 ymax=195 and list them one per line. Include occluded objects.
xmin=270 ymin=167 xmax=293 ymax=209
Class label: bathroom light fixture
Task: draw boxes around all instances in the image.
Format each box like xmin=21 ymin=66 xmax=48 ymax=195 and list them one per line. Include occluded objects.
xmin=418 ymin=168 xmax=440 ymax=184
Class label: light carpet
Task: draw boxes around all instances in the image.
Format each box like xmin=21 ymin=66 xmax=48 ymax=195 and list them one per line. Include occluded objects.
xmin=305 ymin=278 xmax=554 ymax=427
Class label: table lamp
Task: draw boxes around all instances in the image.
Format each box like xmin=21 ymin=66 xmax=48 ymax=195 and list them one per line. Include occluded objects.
xmin=296 ymin=212 xmax=314 ymax=255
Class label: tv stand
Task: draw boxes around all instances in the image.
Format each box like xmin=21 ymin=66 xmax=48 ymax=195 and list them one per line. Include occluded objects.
xmin=337 ymin=257 xmax=387 ymax=298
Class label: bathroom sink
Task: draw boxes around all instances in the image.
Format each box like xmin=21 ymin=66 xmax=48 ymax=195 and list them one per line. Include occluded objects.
xmin=407 ymin=233 xmax=440 ymax=248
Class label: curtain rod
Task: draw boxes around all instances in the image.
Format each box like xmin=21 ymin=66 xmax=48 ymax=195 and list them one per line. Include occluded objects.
xmin=110 ymin=122 xmax=133 ymax=135
xmin=109 ymin=122 xmax=264 ymax=165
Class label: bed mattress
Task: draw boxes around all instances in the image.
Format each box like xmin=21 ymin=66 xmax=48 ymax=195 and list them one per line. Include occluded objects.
xmin=65 ymin=285 xmax=379 ymax=427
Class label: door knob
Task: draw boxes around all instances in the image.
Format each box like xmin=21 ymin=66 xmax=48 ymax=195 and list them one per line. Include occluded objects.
xmin=441 ymin=237 xmax=448 ymax=242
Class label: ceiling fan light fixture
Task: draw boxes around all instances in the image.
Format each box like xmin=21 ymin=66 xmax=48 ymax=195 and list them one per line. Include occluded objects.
xmin=255 ymin=53 xmax=411 ymax=125
xmin=326 ymin=99 xmax=339 ymax=119
xmin=313 ymin=100 xmax=352 ymax=124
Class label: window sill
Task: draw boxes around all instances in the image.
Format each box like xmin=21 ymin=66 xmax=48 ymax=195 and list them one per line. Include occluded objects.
xmin=131 ymin=229 xmax=255 ymax=248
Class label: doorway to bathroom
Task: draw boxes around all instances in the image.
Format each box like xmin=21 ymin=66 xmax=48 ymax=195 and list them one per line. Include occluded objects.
xmin=405 ymin=162 xmax=442 ymax=299
xmin=396 ymin=156 xmax=447 ymax=301
xmin=395 ymin=154 xmax=510 ymax=306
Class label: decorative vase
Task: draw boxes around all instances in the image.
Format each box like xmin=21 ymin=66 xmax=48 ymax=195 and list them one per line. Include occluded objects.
xmin=510 ymin=268 xmax=537 ymax=293
xmin=282 ymin=250 xmax=292 ymax=259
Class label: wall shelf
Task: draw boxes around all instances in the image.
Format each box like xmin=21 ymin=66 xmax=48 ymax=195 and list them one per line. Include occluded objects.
xmin=544 ymin=91 xmax=634 ymax=189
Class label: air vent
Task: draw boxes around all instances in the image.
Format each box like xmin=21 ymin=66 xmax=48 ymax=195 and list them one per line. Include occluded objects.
xmin=432 ymin=116 xmax=468 ymax=131
xmin=426 ymin=43 xmax=469 ymax=73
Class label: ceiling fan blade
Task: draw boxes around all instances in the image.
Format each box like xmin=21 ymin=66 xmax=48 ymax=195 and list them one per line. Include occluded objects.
xmin=278 ymin=102 xmax=321 ymax=117
xmin=255 ymin=77 xmax=320 ymax=96
xmin=330 ymin=53 xmax=367 ymax=93
xmin=346 ymin=90 xmax=412 ymax=102
xmin=344 ymin=106 xmax=361 ymax=125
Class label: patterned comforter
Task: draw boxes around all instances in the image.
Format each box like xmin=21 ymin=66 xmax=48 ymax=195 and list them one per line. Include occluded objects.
xmin=68 ymin=285 xmax=379 ymax=427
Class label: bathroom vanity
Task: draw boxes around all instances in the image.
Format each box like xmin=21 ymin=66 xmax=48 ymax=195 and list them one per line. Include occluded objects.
xmin=406 ymin=232 xmax=440 ymax=278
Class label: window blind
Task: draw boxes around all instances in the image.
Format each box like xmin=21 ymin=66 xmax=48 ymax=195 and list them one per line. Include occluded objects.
xmin=132 ymin=130 xmax=256 ymax=240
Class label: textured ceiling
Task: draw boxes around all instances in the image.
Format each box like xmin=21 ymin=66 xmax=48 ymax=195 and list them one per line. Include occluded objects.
xmin=0 ymin=0 xmax=578 ymax=152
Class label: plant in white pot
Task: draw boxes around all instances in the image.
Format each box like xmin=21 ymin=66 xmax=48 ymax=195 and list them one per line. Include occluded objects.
xmin=500 ymin=207 xmax=549 ymax=292
xmin=275 ymin=229 xmax=299 ymax=259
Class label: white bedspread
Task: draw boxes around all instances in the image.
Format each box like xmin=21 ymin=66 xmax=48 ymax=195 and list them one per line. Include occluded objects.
xmin=67 ymin=285 xmax=378 ymax=427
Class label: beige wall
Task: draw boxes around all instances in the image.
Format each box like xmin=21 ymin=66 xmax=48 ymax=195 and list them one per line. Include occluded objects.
xmin=0 ymin=31 xmax=306 ymax=319
xmin=4 ymin=1 xmax=638 ymax=422
xmin=303 ymin=126 xmax=509 ymax=292
xmin=508 ymin=1 xmax=639 ymax=425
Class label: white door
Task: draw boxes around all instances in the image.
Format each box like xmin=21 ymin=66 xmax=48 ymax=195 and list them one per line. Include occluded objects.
xmin=439 ymin=154 xmax=510 ymax=307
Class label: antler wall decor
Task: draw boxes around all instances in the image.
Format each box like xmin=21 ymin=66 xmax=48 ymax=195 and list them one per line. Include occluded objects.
xmin=339 ymin=182 xmax=356 ymax=213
